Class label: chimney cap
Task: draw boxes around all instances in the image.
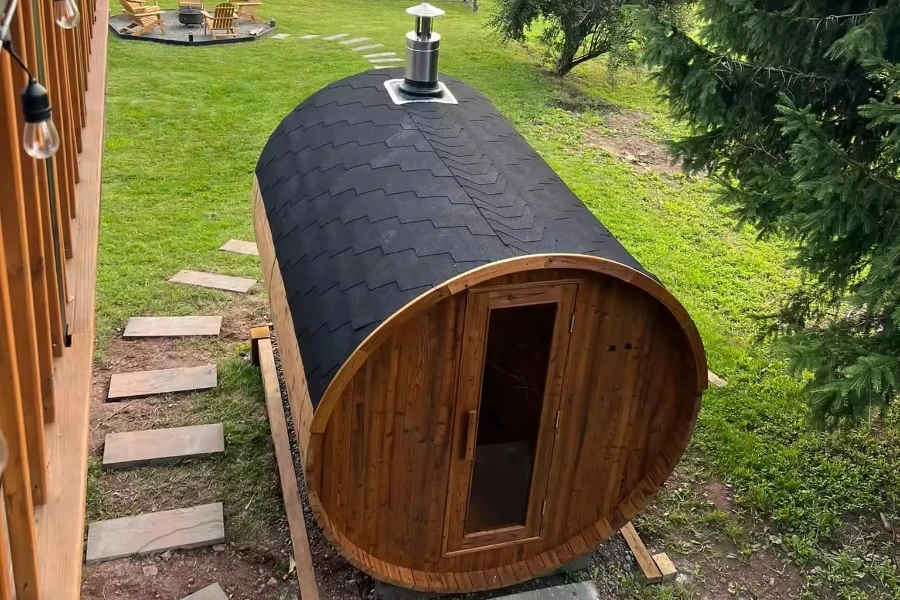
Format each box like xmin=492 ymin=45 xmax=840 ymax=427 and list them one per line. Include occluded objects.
xmin=406 ymin=3 xmax=444 ymax=18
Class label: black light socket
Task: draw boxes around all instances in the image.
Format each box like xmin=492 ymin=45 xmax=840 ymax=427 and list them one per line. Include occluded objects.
xmin=21 ymin=79 xmax=51 ymax=124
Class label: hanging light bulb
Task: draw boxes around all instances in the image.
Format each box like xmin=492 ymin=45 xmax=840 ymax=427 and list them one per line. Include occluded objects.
xmin=21 ymin=79 xmax=60 ymax=159
xmin=53 ymin=0 xmax=80 ymax=29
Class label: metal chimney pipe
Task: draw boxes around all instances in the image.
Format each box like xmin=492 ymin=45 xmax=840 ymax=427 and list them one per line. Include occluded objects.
xmin=399 ymin=3 xmax=445 ymax=97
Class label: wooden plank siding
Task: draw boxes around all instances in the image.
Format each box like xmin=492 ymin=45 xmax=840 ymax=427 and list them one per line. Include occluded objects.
xmin=0 ymin=0 xmax=107 ymax=597
xmin=281 ymin=261 xmax=704 ymax=591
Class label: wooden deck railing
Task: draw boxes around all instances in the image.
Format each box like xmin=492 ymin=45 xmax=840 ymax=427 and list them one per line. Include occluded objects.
xmin=0 ymin=0 xmax=106 ymax=597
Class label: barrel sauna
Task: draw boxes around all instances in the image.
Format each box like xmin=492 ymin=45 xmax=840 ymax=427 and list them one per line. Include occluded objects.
xmin=252 ymin=9 xmax=707 ymax=591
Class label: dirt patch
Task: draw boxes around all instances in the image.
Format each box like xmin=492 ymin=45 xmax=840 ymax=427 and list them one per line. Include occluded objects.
xmin=671 ymin=540 xmax=803 ymax=600
xmin=585 ymin=111 xmax=685 ymax=176
xmin=699 ymin=480 xmax=736 ymax=514
xmin=81 ymin=546 xmax=297 ymax=600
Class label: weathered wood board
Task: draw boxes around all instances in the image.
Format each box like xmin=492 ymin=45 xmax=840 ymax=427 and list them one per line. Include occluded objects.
xmin=102 ymin=424 xmax=225 ymax=469
xmin=652 ymin=553 xmax=677 ymax=582
xmin=620 ymin=523 xmax=662 ymax=583
xmin=107 ymin=365 xmax=217 ymax=400
xmin=169 ymin=270 xmax=257 ymax=293
xmin=85 ymin=503 xmax=225 ymax=563
xmin=219 ymin=240 xmax=259 ymax=256
xmin=123 ymin=316 xmax=222 ymax=338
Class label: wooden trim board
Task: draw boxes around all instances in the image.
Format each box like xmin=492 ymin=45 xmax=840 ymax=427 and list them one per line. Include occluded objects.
xmin=651 ymin=553 xmax=677 ymax=582
xmin=169 ymin=270 xmax=257 ymax=293
xmin=219 ymin=240 xmax=259 ymax=256
xmin=85 ymin=503 xmax=225 ymax=563
xmin=123 ymin=316 xmax=222 ymax=338
xmin=255 ymin=333 xmax=320 ymax=600
xmin=102 ymin=424 xmax=225 ymax=469
xmin=107 ymin=365 xmax=217 ymax=400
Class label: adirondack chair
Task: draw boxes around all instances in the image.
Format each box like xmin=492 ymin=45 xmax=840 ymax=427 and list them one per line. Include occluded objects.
xmin=234 ymin=0 xmax=262 ymax=22
xmin=203 ymin=2 xmax=237 ymax=39
xmin=118 ymin=0 xmax=165 ymax=36
xmin=179 ymin=0 xmax=203 ymax=9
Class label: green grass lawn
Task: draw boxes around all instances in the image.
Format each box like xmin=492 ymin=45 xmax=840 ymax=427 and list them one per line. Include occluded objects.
xmin=98 ymin=0 xmax=900 ymax=597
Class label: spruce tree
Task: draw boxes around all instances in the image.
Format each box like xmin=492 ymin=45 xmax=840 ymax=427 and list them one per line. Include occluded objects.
xmin=637 ymin=1 xmax=900 ymax=426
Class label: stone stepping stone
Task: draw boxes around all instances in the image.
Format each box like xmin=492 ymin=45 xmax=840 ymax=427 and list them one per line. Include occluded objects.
xmin=364 ymin=52 xmax=396 ymax=58
xmin=271 ymin=33 xmax=290 ymax=39
xmin=353 ymin=43 xmax=384 ymax=51
xmin=85 ymin=503 xmax=225 ymax=563
xmin=496 ymin=582 xmax=599 ymax=600
xmin=298 ymin=34 xmax=319 ymax=39
xmin=340 ymin=37 xmax=370 ymax=45
xmin=370 ymin=57 xmax=404 ymax=63
xmin=108 ymin=365 xmax=217 ymax=401
xmin=219 ymin=239 xmax=259 ymax=256
xmin=321 ymin=33 xmax=348 ymax=40
xmin=103 ymin=424 xmax=225 ymax=470
xmin=708 ymin=369 xmax=728 ymax=388
xmin=183 ymin=583 xmax=229 ymax=600
xmin=169 ymin=270 xmax=257 ymax=293
xmin=123 ymin=316 xmax=222 ymax=339
xmin=373 ymin=65 xmax=398 ymax=69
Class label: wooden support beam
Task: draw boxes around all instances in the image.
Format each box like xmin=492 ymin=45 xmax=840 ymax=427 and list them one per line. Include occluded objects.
xmin=257 ymin=332 xmax=320 ymax=600
xmin=249 ymin=325 xmax=270 ymax=366
xmin=619 ymin=523 xmax=662 ymax=584
xmin=0 ymin=53 xmax=48 ymax=507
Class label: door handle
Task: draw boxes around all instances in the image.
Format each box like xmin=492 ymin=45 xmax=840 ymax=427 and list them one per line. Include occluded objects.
xmin=464 ymin=410 xmax=477 ymax=461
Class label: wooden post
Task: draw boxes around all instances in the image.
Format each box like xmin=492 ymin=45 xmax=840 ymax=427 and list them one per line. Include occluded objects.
xmin=0 ymin=53 xmax=49 ymax=507
xmin=0 ymin=61 xmax=42 ymax=600
xmin=43 ymin=6 xmax=75 ymax=256
xmin=14 ymin=0 xmax=57 ymax=422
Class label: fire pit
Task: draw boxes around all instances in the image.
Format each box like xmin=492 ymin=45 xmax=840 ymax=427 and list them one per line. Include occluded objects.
xmin=177 ymin=7 xmax=204 ymax=26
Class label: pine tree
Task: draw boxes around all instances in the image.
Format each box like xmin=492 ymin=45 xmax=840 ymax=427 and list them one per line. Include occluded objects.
xmin=637 ymin=1 xmax=900 ymax=427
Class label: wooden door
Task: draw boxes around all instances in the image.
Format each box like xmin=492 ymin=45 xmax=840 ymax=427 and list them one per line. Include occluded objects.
xmin=443 ymin=281 xmax=578 ymax=555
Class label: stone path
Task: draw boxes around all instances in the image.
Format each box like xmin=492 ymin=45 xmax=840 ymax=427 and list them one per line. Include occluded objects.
xmin=295 ymin=31 xmax=401 ymax=69
xmin=183 ymin=583 xmax=229 ymax=600
xmin=169 ymin=270 xmax=257 ymax=293
xmin=103 ymin=424 xmax=225 ymax=469
xmin=89 ymin=236 xmax=267 ymax=565
xmin=86 ymin=503 xmax=225 ymax=563
xmin=123 ymin=316 xmax=222 ymax=338
xmin=219 ymin=239 xmax=259 ymax=256
xmin=107 ymin=364 xmax=218 ymax=400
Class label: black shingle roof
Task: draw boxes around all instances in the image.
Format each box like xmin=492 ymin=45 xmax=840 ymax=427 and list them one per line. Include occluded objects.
xmin=256 ymin=69 xmax=650 ymax=407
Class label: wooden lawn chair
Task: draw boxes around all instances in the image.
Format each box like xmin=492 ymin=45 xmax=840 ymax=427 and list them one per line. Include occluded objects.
xmin=179 ymin=0 xmax=204 ymax=8
xmin=234 ymin=0 xmax=262 ymax=22
xmin=118 ymin=0 xmax=165 ymax=36
xmin=203 ymin=2 xmax=237 ymax=39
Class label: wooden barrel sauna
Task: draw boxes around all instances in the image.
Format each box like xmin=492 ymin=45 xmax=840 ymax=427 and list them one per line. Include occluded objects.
xmin=251 ymin=68 xmax=708 ymax=593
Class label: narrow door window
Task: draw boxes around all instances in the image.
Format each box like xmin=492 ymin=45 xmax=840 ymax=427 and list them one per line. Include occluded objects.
xmin=445 ymin=281 xmax=577 ymax=554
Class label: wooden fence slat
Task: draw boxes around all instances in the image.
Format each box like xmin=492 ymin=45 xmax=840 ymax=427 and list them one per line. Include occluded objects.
xmin=15 ymin=0 xmax=57 ymax=422
xmin=0 ymin=54 xmax=49 ymax=507
xmin=0 ymin=53 xmax=43 ymax=600
xmin=44 ymin=9 xmax=75 ymax=254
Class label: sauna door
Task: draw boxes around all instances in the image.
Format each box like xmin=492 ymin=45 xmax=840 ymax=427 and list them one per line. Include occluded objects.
xmin=444 ymin=282 xmax=578 ymax=554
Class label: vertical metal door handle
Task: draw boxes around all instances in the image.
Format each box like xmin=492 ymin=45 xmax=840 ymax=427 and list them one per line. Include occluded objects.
xmin=464 ymin=410 xmax=477 ymax=461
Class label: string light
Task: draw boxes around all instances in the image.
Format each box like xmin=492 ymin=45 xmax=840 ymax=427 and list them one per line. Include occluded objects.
xmin=53 ymin=0 xmax=80 ymax=29
xmin=1 ymin=0 xmax=68 ymax=160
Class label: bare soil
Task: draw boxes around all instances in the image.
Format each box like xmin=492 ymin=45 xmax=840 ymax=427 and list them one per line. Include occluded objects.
xmin=585 ymin=111 xmax=685 ymax=176
xmin=81 ymin=546 xmax=298 ymax=600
